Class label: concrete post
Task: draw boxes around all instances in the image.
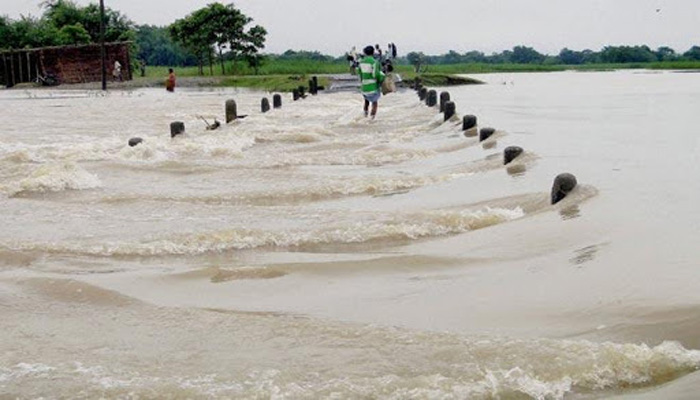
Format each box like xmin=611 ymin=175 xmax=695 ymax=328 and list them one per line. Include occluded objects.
xmin=551 ymin=173 xmax=578 ymax=204
xmin=479 ymin=127 xmax=495 ymax=142
xmin=419 ymin=87 xmax=427 ymax=101
xmin=439 ymin=92 xmax=450 ymax=113
xmin=261 ymin=97 xmax=270 ymax=113
xmin=225 ymin=99 xmax=237 ymax=123
xmin=273 ymin=94 xmax=282 ymax=108
xmin=462 ymin=115 xmax=477 ymax=131
xmin=170 ymin=121 xmax=185 ymax=138
xmin=311 ymin=76 xmax=319 ymax=95
xmin=444 ymin=101 xmax=456 ymax=121
xmin=503 ymin=146 xmax=523 ymax=165
xmin=426 ymin=90 xmax=437 ymax=107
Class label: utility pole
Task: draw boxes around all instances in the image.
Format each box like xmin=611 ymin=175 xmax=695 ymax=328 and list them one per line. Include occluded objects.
xmin=100 ymin=0 xmax=106 ymax=90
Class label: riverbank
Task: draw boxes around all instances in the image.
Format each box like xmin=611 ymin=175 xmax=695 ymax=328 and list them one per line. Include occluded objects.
xmin=3 ymin=72 xmax=482 ymax=92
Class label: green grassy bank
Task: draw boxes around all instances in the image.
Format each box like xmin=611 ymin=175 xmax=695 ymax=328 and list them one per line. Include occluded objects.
xmin=136 ymin=59 xmax=700 ymax=92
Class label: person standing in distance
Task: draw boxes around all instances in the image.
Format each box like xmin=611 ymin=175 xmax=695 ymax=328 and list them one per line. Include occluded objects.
xmin=358 ymin=45 xmax=385 ymax=119
xmin=166 ymin=68 xmax=176 ymax=92
xmin=113 ymin=60 xmax=122 ymax=81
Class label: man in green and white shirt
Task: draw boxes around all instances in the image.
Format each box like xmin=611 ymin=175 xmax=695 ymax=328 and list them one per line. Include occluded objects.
xmin=358 ymin=45 xmax=385 ymax=119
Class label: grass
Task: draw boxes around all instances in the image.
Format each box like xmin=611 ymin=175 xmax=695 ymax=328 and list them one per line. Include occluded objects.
xmin=145 ymin=59 xmax=349 ymax=79
xmin=140 ymin=59 xmax=700 ymax=91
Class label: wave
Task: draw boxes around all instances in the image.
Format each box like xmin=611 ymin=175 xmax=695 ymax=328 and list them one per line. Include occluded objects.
xmin=98 ymin=175 xmax=434 ymax=206
xmin=93 ymin=149 xmax=533 ymax=207
xmin=2 ymin=340 xmax=697 ymax=399
xmin=0 ymin=162 xmax=102 ymax=197
xmin=1 ymin=207 xmax=525 ymax=256
xmin=0 ymin=129 xmax=255 ymax=166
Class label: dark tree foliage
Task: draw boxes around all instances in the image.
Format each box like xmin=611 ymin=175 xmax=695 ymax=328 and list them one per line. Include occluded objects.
xmin=406 ymin=51 xmax=426 ymax=72
xmin=558 ymin=48 xmax=585 ymax=65
xmin=135 ymin=25 xmax=197 ymax=66
xmin=42 ymin=0 xmax=134 ymax=43
xmin=0 ymin=0 xmax=134 ymax=49
xmin=600 ymin=45 xmax=656 ymax=63
xmin=0 ymin=16 xmax=11 ymax=48
xmin=169 ymin=2 xmax=267 ymax=75
xmin=682 ymin=46 xmax=700 ymax=60
xmin=276 ymin=50 xmax=334 ymax=62
xmin=510 ymin=46 xmax=545 ymax=64
xmin=390 ymin=44 xmax=698 ymax=67
xmin=655 ymin=46 xmax=677 ymax=61
xmin=2 ymin=15 xmax=61 ymax=48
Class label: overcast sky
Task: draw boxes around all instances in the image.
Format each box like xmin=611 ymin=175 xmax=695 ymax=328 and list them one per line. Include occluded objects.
xmin=3 ymin=0 xmax=698 ymax=55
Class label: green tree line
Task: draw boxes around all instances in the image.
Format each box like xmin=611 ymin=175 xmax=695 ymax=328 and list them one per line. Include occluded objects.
xmin=403 ymin=45 xmax=700 ymax=71
xmin=0 ymin=0 xmax=133 ymax=48
xmin=0 ymin=0 xmax=267 ymax=76
xmin=2 ymin=1 xmax=699 ymax=74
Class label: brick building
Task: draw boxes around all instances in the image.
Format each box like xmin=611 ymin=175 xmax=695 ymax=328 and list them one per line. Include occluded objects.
xmin=0 ymin=42 xmax=132 ymax=88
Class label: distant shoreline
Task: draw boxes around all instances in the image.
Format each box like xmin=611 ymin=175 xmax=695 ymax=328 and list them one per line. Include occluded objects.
xmin=4 ymin=66 xmax=698 ymax=92
xmin=2 ymin=73 xmax=485 ymax=92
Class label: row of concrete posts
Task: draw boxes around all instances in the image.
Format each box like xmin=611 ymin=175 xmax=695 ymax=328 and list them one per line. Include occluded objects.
xmin=130 ymin=78 xmax=323 ymax=147
xmin=412 ymin=78 xmax=577 ymax=205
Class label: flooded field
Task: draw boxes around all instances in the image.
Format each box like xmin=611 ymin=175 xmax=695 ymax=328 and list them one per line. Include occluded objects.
xmin=2 ymin=70 xmax=700 ymax=398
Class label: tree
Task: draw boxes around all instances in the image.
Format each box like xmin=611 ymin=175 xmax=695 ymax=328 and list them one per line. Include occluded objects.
xmin=600 ymin=45 xmax=655 ymax=63
xmin=42 ymin=0 xmax=134 ymax=43
xmin=579 ymin=49 xmax=600 ymax=64
xmin=655 ymin=46 xmax=677 ymax=61
xmin=490 ymin=50 xmax=513 ymax=64
xmin=170 ymin=11 xmax=213 ymax=75
xmin=221 ymin=6 xmax=266 ymax=74
xmin=245 ymin=53 xmax=266 ymax=75
xmin=135 ymin=25 xmax=197 ymax=66
xmin=558 ymin=48 xmax=584 ymax=65
xmin=57 ymin=22 xmax=91 ymax=45
xmin=406 ymin=51 xmax=426 ymax=72
xmin=0 ymin=15 xmax=17 ymax=49
xmin=443 ymin=50 xmax=462 ymax=64
xmin=169 ymin=3 xmax=266 ymax=76
xmin=278 ymin=50 xmax=332 ymax=62
xmin=683 ymin=46 xmax=700 ymax=60
xmin=238 ymin=24 xmax=267 ymax=72
xmin=8 ymin=15 xmax=61 ymax=48
xmin=510 ymin=46 xmax=545 ymax=64
xmin=462 ymin=51 xmax=487 ymax=63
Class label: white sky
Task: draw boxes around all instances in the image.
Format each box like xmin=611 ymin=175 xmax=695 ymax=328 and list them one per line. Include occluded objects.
xmin=2 ymin=0 xmax=698 ymax=56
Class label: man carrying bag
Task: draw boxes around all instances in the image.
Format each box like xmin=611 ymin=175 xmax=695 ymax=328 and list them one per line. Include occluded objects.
xmin=358 ymin=45 xmax=385 ymax=119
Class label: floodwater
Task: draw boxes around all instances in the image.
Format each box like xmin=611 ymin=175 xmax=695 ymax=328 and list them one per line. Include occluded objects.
xmin=1 ymin=70 xmax=700 ymax=399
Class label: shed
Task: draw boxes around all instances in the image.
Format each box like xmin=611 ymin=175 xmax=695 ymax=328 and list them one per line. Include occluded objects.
xmin=0 ymin=42 xmax=132 ymax=88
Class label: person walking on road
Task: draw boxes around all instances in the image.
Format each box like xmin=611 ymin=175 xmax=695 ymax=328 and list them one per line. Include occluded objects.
xmin=358 ymin=45 xmax=385 ymax=119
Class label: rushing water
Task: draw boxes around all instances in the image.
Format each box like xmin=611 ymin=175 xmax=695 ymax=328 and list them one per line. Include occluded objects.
xmin=1 ymin=70 xmax=700 ymax=399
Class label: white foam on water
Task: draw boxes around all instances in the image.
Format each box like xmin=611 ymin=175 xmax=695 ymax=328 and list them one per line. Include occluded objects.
xmin=3 ymin=340 xmax=698 ymax=399
xmin=0 ymin=140 xmax=122 ymax=164
xmin=117 ymin=138 xmax=173 ymax=162
xmin=1 ymin=206 xmax=524 ymax=256
xmin=0 ymin=363 xmax=56 ymax=383
xmin=109 ymin=174 xmax=434 ymax=205
xmin=0 ymin=150 xmax=33 ymax=164
xmin=0 ymin=162 xmax=102 ymax=197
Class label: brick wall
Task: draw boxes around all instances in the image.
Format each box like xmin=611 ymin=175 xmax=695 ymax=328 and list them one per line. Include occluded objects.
xmin=40 ymin=43 xmax=132 ymax=84
xmin=1 ymin=42 xmax=132 ymax=87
